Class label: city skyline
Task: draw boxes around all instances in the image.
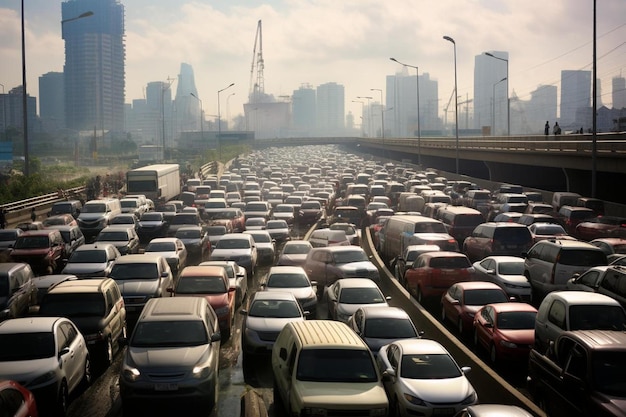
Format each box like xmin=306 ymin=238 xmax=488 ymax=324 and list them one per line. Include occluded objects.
xmin=1 ymin=0 xmax=624 ymax=126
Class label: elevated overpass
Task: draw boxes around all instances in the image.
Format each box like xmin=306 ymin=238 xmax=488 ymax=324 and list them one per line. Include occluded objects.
xmin=252 ymin=133 xmax=626 ymax=204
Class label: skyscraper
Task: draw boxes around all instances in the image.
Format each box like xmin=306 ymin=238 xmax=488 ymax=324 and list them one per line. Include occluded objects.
xmin=474 ymin=51 xmax=508 ymax=133
xmin=560 ymin=70 xmax=591 ymax=128
xmin=39 ymin=72 xmax=65 ymax=131
xmin=174 ymin=63 xmax=200 ymax=137
xmin=613 ymin=76 xmax=626 ymax=110
xmin=386 ymin=70 xmax=439 ymax=137
xmin=62 ymin=0 xmax=125 ymax=132
xmin=292 ymin=85 xmax=316 ymax=135
xmin=316 ymin=82 xmax=345 ymax=135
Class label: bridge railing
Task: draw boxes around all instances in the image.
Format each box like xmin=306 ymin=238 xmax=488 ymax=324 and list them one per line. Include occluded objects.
xmin=1 ymin=186 xmax=86 ymax=226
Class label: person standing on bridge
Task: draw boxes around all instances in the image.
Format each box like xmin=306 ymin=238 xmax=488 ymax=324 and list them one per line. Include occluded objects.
xmin=545 ymin=121 xmax=550 ymax=136
xmin=30 ymin=208 xmax=37 ymax=222
xmin=0 ymin=209 xmax=6 ymax=229
xmin=553 ymin=122 xmax=561 ymax=136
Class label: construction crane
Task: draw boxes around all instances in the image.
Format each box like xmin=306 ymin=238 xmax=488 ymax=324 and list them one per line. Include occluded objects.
xmin=458 ymin=95 xmax=473 ymax=130
xmin=248 ymin=20 xmax=265 ymax=104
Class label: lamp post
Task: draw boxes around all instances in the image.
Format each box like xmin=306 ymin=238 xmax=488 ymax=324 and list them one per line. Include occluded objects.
xmin=217 ymin=83 xmax=235 ymax=161
xmin=61 ymin=10 xmax=93 ymax=25
xmin=20 ymin=0 xmax=29 ymax=175
xmin=484 ymin=52 xmax=510 ymax=136
xmin=492 ymin=77 xmax=507 ymax=135
xmin=226 ymin=92 xmax=235 ymax=131
xmin=443 ymin=35 xmax=459 ymax=175
xmin=390 ymin=57 xmax=421 ymax=166
xmin=352 ymin=100 xmax=365 ymax=137
xmin=357 ymin=96 xmax=373 ymax=137
xmin=370 ymin=88 xmax=384 ymax=139
xmin=0 ymin=83 xmax=5 ymax=140
xmin=190 ymin=93 xmax=203 ymax=151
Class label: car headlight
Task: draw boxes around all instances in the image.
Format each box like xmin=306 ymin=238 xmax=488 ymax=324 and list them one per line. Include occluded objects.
xmin=403 ymin=393 xmax=426 ymax=406
xmin=192 ymin=365 xmax=211 ymax=379
xmin=30 ymin=370 xmax=57 ymax=386
xmin=122 ymin=366 xmax=141 ymax=382
xmin=500 ymin=340 xmax=518 ymax=349
xmin=461 ymin=391 xmax=477 ymax=405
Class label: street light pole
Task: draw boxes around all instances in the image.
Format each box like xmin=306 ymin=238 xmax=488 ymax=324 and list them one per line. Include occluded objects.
xmin=21 ymin=0 xmax=29 ymax=176
xmin=492 ymin=77 xmax=507 ymax=135
xmin=390 ymin=57 xmax=421 ymax=166
xmin=190 ymin=93 xmax=203 ymax=149
xmin=371 ymin=88 xmax=384 ymax=140
xmin=443 ymin=35 xmax=459 ymax=175
xmin=484 ymin=52 xmax=510 ymax=136
xmin=352 ymin=100 xmax=365 ymax=137
xmin=226 ymin=92 xmax=235 ymax=131
xmin=217 ymin=83 xmax=234 ymax=162
xmin=0 ymin=84 xmax=5 ymax=140
xmin=357 ymin=96 xmax=373 ymax=137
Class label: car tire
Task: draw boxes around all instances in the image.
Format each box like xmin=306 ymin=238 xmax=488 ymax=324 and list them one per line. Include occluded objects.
xmin=458 ymin=319 xmax=464 ymax=335
xmin=473 ymin=329 xmax=479 ymax=346
xmin=103 ymin=337 xmax=113 ymax=366
xmin=490 ymin=344 xmax=498 ymax=364
xmin=81 ymin=356 xmax=92 ymax=389
xmin=417 ymin=287 xmax=424 ymax=304
xmin=440 ymin=305 xmax=446 ymax=323
xmin=56 ymin=381 xmax=69 ymax=417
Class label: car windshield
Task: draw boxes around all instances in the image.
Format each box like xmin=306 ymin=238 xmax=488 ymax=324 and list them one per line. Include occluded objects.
xmin=400 ymin=353 xmax=462 ymax=379
xmin=69 ymin=249 xmax=107 ymax=263
xmin=81 ymin=204 xmax=106 ymax=213
xmin=43 ymin=217 xmax=68 ymax=226
xmin=171 ymin=215 xmax=198 ymax=225
xmin=248 ymin=233 xmax=270 ymax=243
xmin=111 ymin=217 xmax=134 ymax=225
xmin=429 ymin=257 xmax=471 ymax=269
xmin=463 ymin=289 xmax=509 ymax=306
xmin=301 ymin=202 xmax=320 ymax=209
xmin=534 ymin=225 xmax=567 ymax=235
xmin=249 ymin=300 xmax=301 ymax=318
xmin=497 ymin=262 xmax=525 ymax=275
xmin=296 ymin=349 xmax=377 ymax=382
xmin=145 ymin=242 xmax=176 ymax=252
xmin=496 ymin=311 xmax=537 ymax=330
xmin=141 ymin=213 xmax=162 ymax=221
xmin=569 ymin=305 xmax=626 ymax=331
xmin=267 ymin=273 xmax=309 ymax=288
xmin=175 ymin=276 xmax=226 ymax=294
xmin=0 ymin=332 xmax=55 ymax=361
xmin=274 ymin=206 xmax=293 ymax=213
xmin=414 ymin=222 xmax=447 ymax=234
xmin=216 ymin=239 xmax=250 ymax=249
xmin=121 ymin=201 xmax=138 ymax=208
xmin=13 ymin=236 xmax=49 ymax=249
xmin=592 ymin=351 xmax=626 ymax=397
xmin=245 ymin=204 xmax=267 ymax=212
xmin=330 ymin=224 xmax=356 ymax=234
xmin=339 ymin=287 xmax=385 ymax=304
xmin=176 ymin=229 xmax=201 ymax=239
xmin=97 ymin=231 xmax=129 ymax=241
xmin=267 ymin=221 xmax=287 ymax=229
xmin=131 ymin=320 xmax=208 ymax=347
xmin=110 ymin=263 xmax=158 ymax=280
xmin=40 ymin=293 xmax=105 ymax=317
xmin=333 ymin=250 xmax=368 ymax=264
xmin=283 ymin=244 xmax=310 ymax=255
xmin=364 ymin=318 xmax=417 ymax=339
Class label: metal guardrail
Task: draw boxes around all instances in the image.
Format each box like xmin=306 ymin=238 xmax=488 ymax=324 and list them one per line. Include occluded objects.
xmin=1 ymin=186 xmax=86 ymax=227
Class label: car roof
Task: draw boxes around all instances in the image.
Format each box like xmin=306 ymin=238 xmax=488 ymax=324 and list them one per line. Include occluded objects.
xmin=147 ymin=237 xmax=179 ymax=244
xmin=251 ymin=291 xmax=299 ymax=302
xmin=482 ymin=256 xmax=524 ymax=263
xmin=359 ymin=306 xmax=410 ymax=319
xmin=488 ymin=302 xmax=537 ymax=313
xmin=46 ymin=278 xmax=110 ymax=294
xmin=564 ymin=330 xmax=626 ymax=351
xmin=392 ymin=338 xmax=449 ymax=355
xmin=268 ymin=266 xmax=306 ymax=274
xmin=74 ymin=243 xmax=116 ymax=252
xmin=180 ymin=265 xmax=227 ymax=277
xmin=452 ymin=281 xmax=504 ymax=291
xmin=547 ymin=290 xmax=622 ymax=306
xmin=336 ymin=278 xmax=379 ymax=288
xmin=0 ymin=316 xmax=65 ymax=333
xmin=113 ymin=253 xmax=163 ymax=264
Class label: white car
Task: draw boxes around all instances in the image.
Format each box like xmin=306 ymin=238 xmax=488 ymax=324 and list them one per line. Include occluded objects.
xmin=325 ymin=278 xmax=390 ymax=323
xmin=144 ymin=237 xmax=188 ymax=275
xmin=200 ymin=260 xmax=248 ymax=308
xmin=262 ymin=266 xmax=318 ymax=318
xmin=377 ymin=339 xmax=477 ymax=417
xmin=472 ymin=256 xmax=531 ymax=302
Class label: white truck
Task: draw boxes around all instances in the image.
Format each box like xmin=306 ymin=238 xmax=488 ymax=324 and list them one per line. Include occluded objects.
xmin=126 ymin=164 xmax=181 ymax=205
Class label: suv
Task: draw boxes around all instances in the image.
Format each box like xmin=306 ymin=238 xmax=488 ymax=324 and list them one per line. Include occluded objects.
xmin=119 ymin=297 xmax=221 ymax=415
xmin=528 ymin=330 xmax=626 ymax=417
xmin=523 ymin=239 xmax=607 ymax=300
xmin=39 ymin=278 xmax=126 ymax=367
xmin=272 ymin=320 xmax=388 ymax=417
xmin=48 ymin=200 xmax=83 ymax=219
xmin=10 ymin=229 xmax=66 ymax=274
xmin=463 ymin=222 xmax=533 ymax=263
xmin=77 ymin=198 xmax=122 ymax=241
xmin=567 ymin=265 xmax=626 ymax=308
xmin=0 ymin=263 xmax=37 ymax=321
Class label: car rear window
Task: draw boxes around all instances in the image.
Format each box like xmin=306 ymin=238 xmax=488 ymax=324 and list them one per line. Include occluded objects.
xmin=493 ymin=227 xmax=531 ymax=243
xmin=296 ymin=348 xmax=377 ymax=382
xmin=429 ymin=256 xmax=471 ymax=269
xmin=568 ymin=305 xmax=626 ymax=331
xmin=454 ymin=215 xmax=484 ymax=227
xmin=559 ymin=249 xmax=607 ymax=266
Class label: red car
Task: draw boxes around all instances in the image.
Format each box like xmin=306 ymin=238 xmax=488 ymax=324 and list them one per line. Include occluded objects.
xmin=575 ymin=216 xmax=626 ymax=241
xmin=440 ymin=281 xmax=510 ymax=336
xmin=404 ymin=251 xmax=475 ymax=303
xmin=473 ymin=302 xmax=537 ymax=364
xmin=0 ymin=379 xmax=38 ymax=417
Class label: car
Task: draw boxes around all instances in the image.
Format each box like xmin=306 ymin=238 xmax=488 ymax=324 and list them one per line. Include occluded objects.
xmin=297 ymin=200 xmax=323 ymax=225
xmin=46 ymin=225 xmax=86 ymax=260
xmin=108 ymin=213 xmax=139 ymax=231
xmin=472 ymin=256 xmax=531 ymax=302
xmin=209 ymin=233 xmax=258 ymax=277
xmin=240 ymin=291 xmax=306 ymax=360
xmin=10 ymin=229 xmax=66 ymax=275
xmin=377 ymin=338 xmax=477 ymax=417
xmin=0 ymin=379 xmax=39 ymax=417
xmin=243 ymin=230 xmax=275 ymax=265
xmin=261 ymin=266 xmax=318 ymax=318
xmin=0 ymin=228 xmax=23 ymax=254
xmin=38 ymin=278 xmax=127 ymax=368
xmin=167 ymin=212 xmax=203 ymax=237
xmin=308 ymin=228 xmax=350 ymax=247
xmin=441 ymin=281 xmax=511 ymax=336
xmin=557 ymin=205 xmax=595 ymax=236
xmin=575 ymin=216 xmax=626 ymax=241
xmin=175 ymin=225 xmax=211 ymax=263
xmin=0 ymin=317 xmax=91 ymax=416
xmin=516 ymin=213 xmax=561 ymax=226
xmin=391 ymin=244 xmax=441 ymax=287
xmin=136 ymin=211 xmax=169 ymax=243
xmin=454 ymin=404 xmax=534 ymax=417
xmin=203 ymin=207 xmax=245 ymax=233
xmin=329 ymin=222 xmax=360 ymax=245
xmin=200 ymin=260 xmax=248 ymax=308
xmin=0 ymin=263 xmax=37 ymax=321
xmin=119 ymin=198 xmax=145 ymax=218
xmin=527 ymin=222 xmax=575 ymax=243
xmin=271 ymin=204 xmax=296 ymax=225
xmin=48 ymin=200 xmax=82 ymax=219
xmin=566 ymin=265 xmax=626 ymax=308
xmin=169 ymin=265 xmax=236 ymax=339
xmin=244 ymin=217 xmax=267 ymax=230
xmin=276 ymin=240 xmax=312 ymax=267
xmin=347 ymin=306 xmax=422 ymax=355
xmin=265 ymin=219 xmax=290 ymax=243
xmin=119 ymin=297 xmax=220 ymax=415
xmin=325 ymin=278 xmax=390 ymax=323
xmin=472 ymin=302 xmax=537 ymax=364
xmin=42 ymin=214 xmax=78 ymax=228
xmin=95 ymin=226 xmax=140 ymax=255
xmin=61 ymin=243 xmax=121 ymax=278
xmin=589 ymin=238 xmax=626 ymax=262
xmin=243 ymin=201 xmax=272 ymax=221
xmin=144 ymin=237 xmax=188 ymax=276
xmin=404 ymin=251 xmax=476 ymax=304
xmin=462 ymin=222 xmax=533 ymax=263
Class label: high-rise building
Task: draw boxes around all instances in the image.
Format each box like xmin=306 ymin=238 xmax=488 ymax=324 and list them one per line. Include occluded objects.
xmin=292 ymin=85 xmax=316 ymax=135
xmin=613 ymin=76 xmax=626 ymax=110
xmin=1 ymin=86 xmax=37 ymax=136
xmin=316 ymin=82 xmax=345 ymax=135
xmin=39 ymin=72 xmax=65 ymax=131
xmin=560 ymin=70 xmax=591 ymax=128
xmin=522 ymin=84 xmax=558 ymax=134
xmin=174 ymin=63 xmax=200 ymax=138
xmin=474 ymin=51 xmax=508 ymax=134
xmin=62 ymin=0 xmax=125 ymax=132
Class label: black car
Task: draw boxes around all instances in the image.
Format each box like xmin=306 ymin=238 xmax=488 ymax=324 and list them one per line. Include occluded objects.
xmin=174 ymin=225 xmax=211 ymax=263
xmin=137 ymin=211 xmax=169 ymax=243
xmin=167 ymin=213 xmax=203 ymax=236
xmin=298 ymin=200 xmax=323 ymax=225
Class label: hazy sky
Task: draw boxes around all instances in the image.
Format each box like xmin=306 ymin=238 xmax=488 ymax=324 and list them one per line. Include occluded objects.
xmin=1 ymin=0 xmax=624 ymax=122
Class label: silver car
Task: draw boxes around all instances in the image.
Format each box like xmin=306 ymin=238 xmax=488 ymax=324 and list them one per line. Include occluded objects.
xmin=144 ymin=237 xmax=188 ymax=276
xmin=210 ymin=233 xmax=258 ymax=276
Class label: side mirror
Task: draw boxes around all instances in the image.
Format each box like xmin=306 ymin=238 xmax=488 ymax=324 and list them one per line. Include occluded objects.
xmin=239 ymin=309 xmax=248 ymax=316
xmin=210 ymin=333 xmax=221 ymax=343
xmin=461 ymin=366 xmax=472 ymax=375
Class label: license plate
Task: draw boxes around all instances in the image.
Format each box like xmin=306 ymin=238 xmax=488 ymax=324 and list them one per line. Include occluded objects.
xmin=433 ymin=408 xmax=455 ymax=416
xmin=154 ymin=383 xmax=178 ymax=391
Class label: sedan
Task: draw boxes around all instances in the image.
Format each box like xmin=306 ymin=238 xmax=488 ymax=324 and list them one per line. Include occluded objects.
xmin=347 ymin=306 xmax=422 ymax=355
xmin=276 ymin=240 xmax=312 ymax=267
xmin=144 ymin=237 xmax=188 ymax=276
xmin=240 ymin=292 xmax=306 ymax=361
xmin=528 ymin=222 xmax=575 ymax=243
xmin=325 ymin=278 xmax=390 ymax=323
xmin=329 ymin=222 xmax=360 ymax=245
xmin=261 ymin=266 xmax=318 ymax=318
xmin=42 ymin=214 xmax=77 ymax=227
xmin=95 ymin=226 xmax=140 ymax=255
xmin=175 ymin=225 xmax=211 ymax=263
xmin=590 ymin=238 xmax=626 ymax=262
xmin=472 ymin=256 xmax=531 ymax=302
xmin=440 ymin=282 xmax=511 ymax=336
xmin=61 ymin=243 xmax=121 ymax=278
xmin=200 ymin=260 xmax=248 ymax=308
xmin=377 ymin=339 xmax=477 ymax=417
xmin=265 ymin=219 xmax=290 ymax=244
xmin=473 ymin=302 xmax=537 ymax=364
xmin=243 ymin=230 xmax=275 ymax=266
xmin=108 ymin=213 xmax=139 ymax=230
xmin=136 ymin=211 xmax=169 ymax=243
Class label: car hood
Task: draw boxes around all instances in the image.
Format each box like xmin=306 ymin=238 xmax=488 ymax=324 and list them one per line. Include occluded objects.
xmin=295 ymin=381 xmax=387 ymax=407
xmin=277 ymin=254 xmax=307 ymax=265
xmin=138 ymin=221 xmax=164 ymax=228
xmin=115 ymin=279 xmax=159 ymax=296
xmin=338 ymin=302 xmax=387 ymax=317
xmin=500 ymin=275 xmax=531 ymax=287
xmin=78 ymin=213 xmax=105 ymax=221
xmin=145 ymin=251 xmax=177 ymax=260
xmin=128 ymin=344 xmax=209 ymax=369
xmin=497 ymin=329 xmax=535 ymax=344
xmin=337 ymin=261 xmax=377 ymax=273
xmin=402 ymin=375 xmax=474 ymax=403
xmin=62 ymin=262 xmax=108 ymax=274
xmin=211 ymin=248 xmax=251 ymax=258
xmin=246 ymin=316 xmax=302 ymax=332
xmin=264 ymin=287 xmax=315 ymax=300
xmin=0 ymin=357 xmax=56 ymax=385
